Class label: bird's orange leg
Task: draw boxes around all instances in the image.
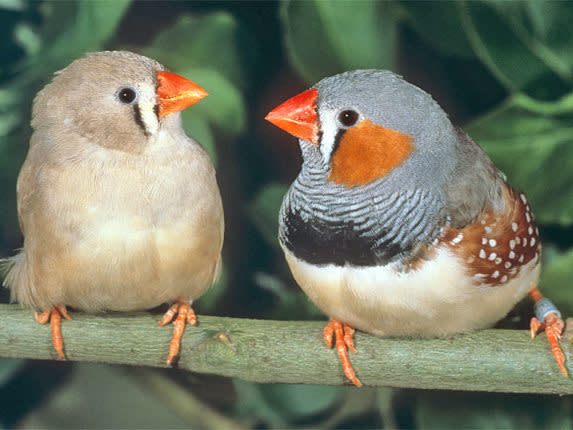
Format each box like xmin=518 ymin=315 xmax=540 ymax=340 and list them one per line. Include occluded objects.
xmin=158 ymin=299 xmax=197 ymax=365
xmin=34 ymin=305 xmax=72 ymax=360
xmin=323 ymin=319 xmax=362 ymax=387
xmin=529 ymin=286 xmax=567 ymax=376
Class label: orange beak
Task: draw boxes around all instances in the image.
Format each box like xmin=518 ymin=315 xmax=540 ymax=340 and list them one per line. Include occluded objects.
xmin=156 ymin=71 xmax=208 ymax=119
xmin=265 ymin=89 xmax=319 ymax=145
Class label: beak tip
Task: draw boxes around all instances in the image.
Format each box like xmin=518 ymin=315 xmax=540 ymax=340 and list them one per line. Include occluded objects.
xmin=264 ymin=89 xmax=319 ymax=143
xmin=156 ymin=71 xmax=208 ymax=117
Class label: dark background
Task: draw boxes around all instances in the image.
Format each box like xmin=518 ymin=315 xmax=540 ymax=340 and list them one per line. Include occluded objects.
xmin=1 ymin=1 xmax=572 ymax=428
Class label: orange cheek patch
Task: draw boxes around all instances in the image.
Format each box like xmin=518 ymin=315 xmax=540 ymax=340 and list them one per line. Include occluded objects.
xmin=328 ymin=120 xmax=414 ymax=187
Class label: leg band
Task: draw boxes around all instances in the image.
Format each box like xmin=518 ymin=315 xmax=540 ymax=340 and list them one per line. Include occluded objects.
xmin=534 ymin=298 xmax=562 ymax=321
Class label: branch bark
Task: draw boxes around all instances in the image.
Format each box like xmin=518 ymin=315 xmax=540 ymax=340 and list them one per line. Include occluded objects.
xmin=0 ymin=304 xmax=571 ymax=394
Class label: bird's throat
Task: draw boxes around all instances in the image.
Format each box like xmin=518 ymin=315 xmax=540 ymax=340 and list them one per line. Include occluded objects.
xmin=328 ymin=120 xmax=413 ymax=187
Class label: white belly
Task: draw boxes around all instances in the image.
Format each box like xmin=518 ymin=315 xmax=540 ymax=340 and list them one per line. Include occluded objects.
xmin=283 ymin=246 xmax=539 ymax=337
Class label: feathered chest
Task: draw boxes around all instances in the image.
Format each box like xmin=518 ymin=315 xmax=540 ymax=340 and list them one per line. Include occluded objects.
xmin=279 ymin=177 xmax=447 ymax=267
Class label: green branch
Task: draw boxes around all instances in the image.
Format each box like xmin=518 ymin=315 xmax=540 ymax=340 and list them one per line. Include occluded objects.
xmin=0 ymin=304 xmax=571 ymax=394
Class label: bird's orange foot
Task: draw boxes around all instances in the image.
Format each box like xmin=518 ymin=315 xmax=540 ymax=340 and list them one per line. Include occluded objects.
xmin=529 ymin=286 xmax=567 ymax=376
xmin=158 ymin=299 xmax=197 ymax=365
xmin=530 ymin=313 xmax=567 ymax=376
xmin=323 ymin=319 xmax=362 ymax=387
xmin=34 ymin=305 xmax=72 ymax=360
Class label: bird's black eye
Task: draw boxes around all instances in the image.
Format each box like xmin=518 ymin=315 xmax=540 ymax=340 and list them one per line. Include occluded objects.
xmin=338 ymin=109 xmax=359 ymax=127
xmin=116 ymin=87 xmax=138 ymax=105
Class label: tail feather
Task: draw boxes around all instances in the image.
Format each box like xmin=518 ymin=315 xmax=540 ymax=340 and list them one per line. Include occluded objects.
xmin=1 ymin=252 xmax=30 ymax=305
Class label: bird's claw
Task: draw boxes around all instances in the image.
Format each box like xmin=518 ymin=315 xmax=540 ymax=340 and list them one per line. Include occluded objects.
xmin=530 ymin=312 xmax=567 ymax=376
xmin=159 ymin=300 xmax=196 ymax=365
xmin=34 ymin=306 xmax=70 ymax=360
xmin=323 ymin=320 xmax=361 ymax=387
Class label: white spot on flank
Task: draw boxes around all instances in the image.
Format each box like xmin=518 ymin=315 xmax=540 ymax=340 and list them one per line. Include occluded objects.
xmin=528 ymin=226 xmax=533 ymax=235
xmin=509 ymin=251 xmax=516 ymax=259
xmin=482 ymin=238 xmax=488 ymax=245
xmin=488 ymin=253 xmax=497 ymax=261
xmin=451 ymin=233 xmax=463 ymax=245
xmin=520 ymin=194 xmax=527 ymax=204
xmin=475 ymin=273 xmax=488 ymax=279
xmin=535 ymin=227 xmax=539 ymax=235
xmin=492 ymin=271 xmax=500 ymax=278
xmin=495 ymin=257 xmax=502 ymax=264
xmin=501 ymin=275 xmax=508 ymax=282
xmin=509 ymin=240 xmax=515 ymax=249
xmin=489 ymin=239 xmax=496 ymax=247
xmin=519 ymin=255 xmax=525 ymax=263
xmin=512 ymin=222 xmax=518 ymax=232
xmin=515 ymin=237 xmax=521 ymax=245
xmin=481 ymin=219 xmax=486 ymax=225
xmin=530 ymin=238 xmax=536 ymax=247
xmin=504 ymin=262 xmax=512 ymax=269
xmin=479 ymin=249 xmax=486 ymax=259
xmin=526 ymin=213 xmax=531 ymax=223
xmin=485 ymin=226 xmax=492 ymax=234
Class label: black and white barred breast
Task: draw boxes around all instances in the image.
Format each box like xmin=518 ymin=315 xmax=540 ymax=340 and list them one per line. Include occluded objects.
xmin=279 ymin=162 xmax=448 ymax=267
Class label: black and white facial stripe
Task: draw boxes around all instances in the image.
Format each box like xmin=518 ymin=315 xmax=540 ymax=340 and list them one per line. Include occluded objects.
xmin=132 ymin=104 xmax=150 ymax=137
xmin=116 ymin=84 xmax=160 ymax=138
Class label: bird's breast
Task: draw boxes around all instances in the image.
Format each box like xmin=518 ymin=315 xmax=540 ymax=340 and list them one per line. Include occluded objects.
xmin=283 ymin=245 xmax=539 ymax=337
xmin=35 ymin=142 xmax=223 ymax=312
xmin=279 ymin=184 xmax=446 ymax=267
xmin=279 ymin=208 xmax=406 ymax=266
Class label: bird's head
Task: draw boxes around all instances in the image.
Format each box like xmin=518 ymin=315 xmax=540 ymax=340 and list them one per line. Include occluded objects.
xmin=266 ymin=70 xmax=457 ymax=190
xmin=32 ymin=51 xmax=207 ymax=153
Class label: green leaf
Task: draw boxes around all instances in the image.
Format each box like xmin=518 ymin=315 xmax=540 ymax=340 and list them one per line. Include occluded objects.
xmin=13 ymin=23 xmax=42 ymax=57
xmin=0 ymin=358 xmax=23 ymax=386
xmin=253 ymin=272 xmax=324 ymax=320
xmin=457 ymin=1 xmax=573 ymax=94
xmin=195 ymin=265 xmax=227 ymax=314
xmin=540 ymin=247 xmax=573 ymax=314
xmin=281 ymin=0 xmax=401 ymax=84
xmin=248 ymin=183 xmax=288 ymax=248
xmin=233 ymin=380 xmax=287 ymax=428
xmin=179 ymin=112 xmax=215 ymax=164
xmin=260 ymin=384 xmax=342 ymax=421
xmin=415 ymin=391 xmax=573 ymax=429
xmin=400 ymin=1 xmax=475 ymax=58
xmin=143 ymin=13 xmax=247 ymax=89
xmin=466 ymin=93 xmax=573 ymax=225
xmin=376 ymin=387 xmax=397 ymax=428
xmin=184 ymin=69 xmax=246 ymax=138
xmin=0 ymin=0 xmax=26 ymax=11
xmin=16 ymin=0 xmax=132 ymax=82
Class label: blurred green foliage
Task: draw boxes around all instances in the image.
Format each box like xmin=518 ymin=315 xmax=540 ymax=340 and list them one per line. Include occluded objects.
xmin=1 ymin=0 xmax=573 ymax=428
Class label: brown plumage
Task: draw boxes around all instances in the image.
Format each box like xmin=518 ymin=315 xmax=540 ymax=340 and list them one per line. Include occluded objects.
xmin=2 ymin=51 xmax=224 ymax=364
xmin=443 ymin=185 xmax=540 ymax=285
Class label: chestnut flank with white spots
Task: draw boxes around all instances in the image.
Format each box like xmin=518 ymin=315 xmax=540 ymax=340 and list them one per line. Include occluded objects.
xmin=442 ymin=186 xmax=540 ymax=286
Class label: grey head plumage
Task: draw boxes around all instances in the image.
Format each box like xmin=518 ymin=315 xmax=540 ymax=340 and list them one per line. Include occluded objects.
xmin=279 ymin=69 xmax=505 ymax=267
